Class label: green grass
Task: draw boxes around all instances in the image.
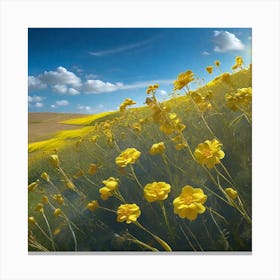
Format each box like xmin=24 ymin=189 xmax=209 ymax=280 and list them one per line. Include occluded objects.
xmin=28 ymin=65 xmax=252 ymax=252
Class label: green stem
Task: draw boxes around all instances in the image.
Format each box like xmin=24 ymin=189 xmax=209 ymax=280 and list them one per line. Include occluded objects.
xmin=134 ymin=221 xmax=172 ymax=251
xmin=129 ymin=165 xmax=143 ymax=190
xmin=41 ymin=211 xmax=56 ymax=251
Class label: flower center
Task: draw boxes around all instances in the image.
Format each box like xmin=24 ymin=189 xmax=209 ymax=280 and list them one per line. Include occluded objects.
xmin=203 ymin=149 xmax=213 ymax=158
xmin=184 ymin=195 xmax=193 ymax=205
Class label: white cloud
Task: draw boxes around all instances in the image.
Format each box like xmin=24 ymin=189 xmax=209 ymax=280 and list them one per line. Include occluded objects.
xmin=50 ymin=100 xmax=69 ymax=108
xmin=83 ymin=80 xmax=124 ymax=94
xmin=52 ymin=84 xmax=68 ymax=94
xmin=55 ymin=100 xmax=69 ymax=106
xmin=158 ymin=90 xmax=167 ymax=96
xmin=34 ymin=102 xmax=44 ymax=108
xmin=68 ymin=88 xmax=80 ymax=95
xmin=88 ymin=38 xmax=153 ymax=57
xmin=28 ymin=95 xmax=44 ymax=103
xmin=28 ymin=67 xmax=82 ymax=94
xmin=28 ymin=76 xmax=46 ymax=91
xmin=201 ymin=51 xmax=210 ymax=56
xmin=212 ymin=31 xmax=245 ymax=52
xmin=29 ymin=66 xmax=174 ymax=95
xmin=76 ymin=104 xmax=105 ymax=113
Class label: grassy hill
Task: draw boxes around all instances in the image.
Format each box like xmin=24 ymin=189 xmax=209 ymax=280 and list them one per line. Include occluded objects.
xmin=28 ymin=65 xmax=252 ymax=252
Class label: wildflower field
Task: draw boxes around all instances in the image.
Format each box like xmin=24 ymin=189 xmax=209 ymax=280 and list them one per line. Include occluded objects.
xmin=28 ymin=58 xmax=252 ymax=252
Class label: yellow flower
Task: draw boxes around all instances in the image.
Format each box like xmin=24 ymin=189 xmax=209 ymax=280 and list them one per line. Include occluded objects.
xmin=53 ymin=194 xmax=64 ymax=204
xmin=41 ymin=172 xmax=50 ymax=182
xmin=115 ymin=148 xmax=141 ymax=167
xmin=159 ymin=122 xmax=174 ymax=135
xmin=88 ymin=163 xmax=98 ymax=175
xmin=41 ymin=195 xmax=49 ymax=204
xmin=149 ymin=142 xmax=166 ymax=155
xmin=28 ymin=216 xmax=36 ymax=225
xmin=232 ymin=56 xmax=244 ymax=70
xmin=225 ymin=188 xmax=238 ymax=200
xmin=102 ymin=177 xmax=119 ymax=191
xmin=173 ymin=185 xmax=207 ymax=221
xmin=117 ymin=203 xmax=141 ymax=224
xmin=206 ymin=66 xmax=213 ymax=74
xmin=173 ymin=70 xmax=194 ymax=91
xmin=54 ymin=208 xmax=62 ymax=217
xmin=144 ymin=182 xmax=171 ymax=202
xmin=99 ymin=187 xmax=113 ymax=200
xmin=215 ymin=60 xmax=220 ymax=67
xmin=146 ymin=84 xmax=159 ymax=94
xmin=28 ymin=181 xmax=39 ymax=192
xmin=225 ymin=87 xmax=252 ymax=111
xmin=35 ymin=203 xmax=44 ymax=212
xmin=194 ymin=139 xmax=225 ymax=168
xmin=73 ymin=169 xmax=84 ymax=179
xmin=87 ymin=200 xmax=99 ymax=212
xmin=49 ymin=154 xmax=60 ymax=168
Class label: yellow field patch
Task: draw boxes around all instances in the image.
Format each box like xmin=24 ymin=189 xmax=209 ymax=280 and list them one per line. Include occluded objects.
xmin=60 ymin=111 xmax=115 ymax=125
xmin=28 ymin=126 xmax=94 ymax=152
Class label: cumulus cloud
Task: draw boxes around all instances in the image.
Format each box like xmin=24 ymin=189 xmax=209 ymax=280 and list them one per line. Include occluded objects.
xmin=51 ymin=99 xmax=69 ymax=108
xmin=39 ymin=66 xmax=82 ymax=88
xmin=28 ymin=76 xmax=46 ymax=91
xmin=83 ymin=80 xmax=124 ymax=94
xmin=28 ymin=95 xmax=44 ymax=103
xmin=68 ymin=88 xmax=80 ymax=95
xmin=29 ymin=66 xmax=174 ymax=95
xmin=212 ymin=31 xmax=245 ymax=52
xmin=52 ymin=84 xmax=68 ymax=94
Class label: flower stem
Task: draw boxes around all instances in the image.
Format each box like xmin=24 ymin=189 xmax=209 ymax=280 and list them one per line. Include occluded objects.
xmin=129 ymin=165 xmax=143 ymax=190
xmin=41 ymin=211 xmax=56 ymax=251
xmin=134 ymin=221 xmax=172 ymax=251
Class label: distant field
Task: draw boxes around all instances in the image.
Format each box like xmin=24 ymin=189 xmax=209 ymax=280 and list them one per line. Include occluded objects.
xmin=28 ymin=112 xmax=92 ymax=143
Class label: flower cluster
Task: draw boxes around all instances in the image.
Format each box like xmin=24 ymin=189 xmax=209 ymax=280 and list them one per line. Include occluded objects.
xmin=194 ymin=139 xmax=225 ymax=168
xmin=149 ymin=142 xmax=166 ymax=155
xmin=190 ymin=91 xmax=213 ymax=112
xmin=144 ymin=182 xmax=171 ymax=202
xmin=225 ymin=87 xmax=252 ymax=112
xmin=173 ymin=185 xmax=207 ymax=221
xmin=115 ymin=148 xmax=141 ymax=168
xmin=99 ymin=177 xmax=119 ymax=200
xmin=159 ymin=113 xmax=186 ymax=135
xmin=173 ymin=70 xmax=195 ymax=91
xmin=117 ymin=203 xmax=141 ymax=224
xmin=119 ymin=98 xmax=136 ymax=112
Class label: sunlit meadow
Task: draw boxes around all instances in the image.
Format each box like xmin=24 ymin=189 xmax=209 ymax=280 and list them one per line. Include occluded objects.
xmin=28 ymin=55 xmax=252 ymax=252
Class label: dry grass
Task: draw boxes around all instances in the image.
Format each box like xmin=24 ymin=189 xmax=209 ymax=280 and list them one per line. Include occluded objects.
xmin=28 ymin=112 xmax=91 ymax=143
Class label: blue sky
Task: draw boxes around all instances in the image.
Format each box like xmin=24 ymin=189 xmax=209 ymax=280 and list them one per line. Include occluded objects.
xmin=28 ymin=28 xmax=252 ymax=114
